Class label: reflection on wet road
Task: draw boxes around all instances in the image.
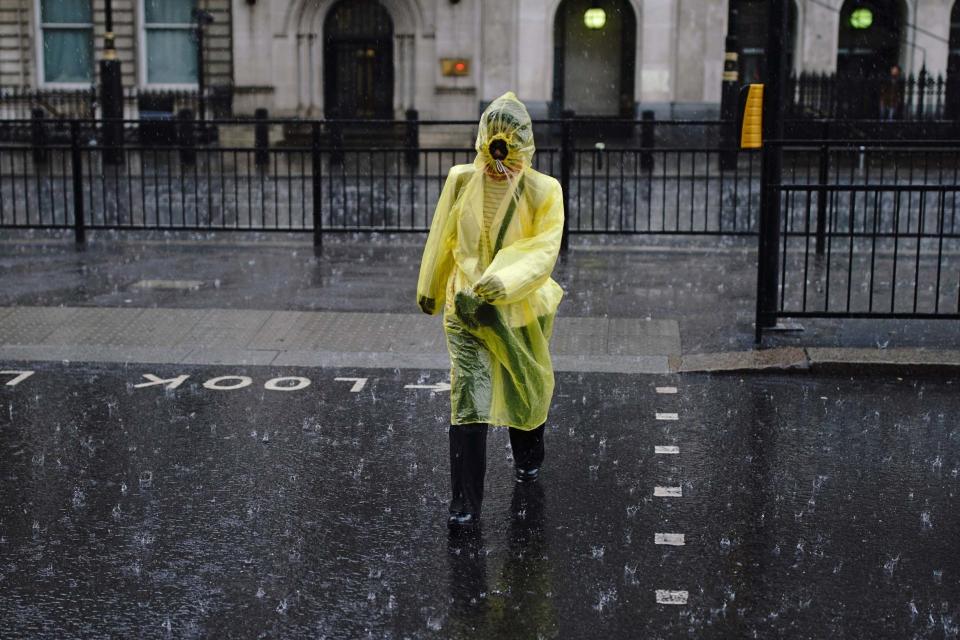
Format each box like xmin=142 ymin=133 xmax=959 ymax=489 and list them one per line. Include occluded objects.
xmin=1 ymin=363 xmax=958 ymax=638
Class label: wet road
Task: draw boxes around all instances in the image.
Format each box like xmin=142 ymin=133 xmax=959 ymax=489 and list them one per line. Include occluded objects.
xmin=1 ymin=362 xmax=958 ymax=639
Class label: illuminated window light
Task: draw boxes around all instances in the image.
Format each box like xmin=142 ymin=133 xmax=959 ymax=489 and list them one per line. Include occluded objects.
xmin=850 ymin=7 xmax=873 ymax=29
xmin=584 ymin=7 xmax=606 ymax=29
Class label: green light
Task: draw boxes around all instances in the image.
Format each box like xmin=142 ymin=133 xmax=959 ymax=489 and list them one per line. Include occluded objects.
xmin=850 ymin=7 xmax=873 ymax=29
xmin=584 ymin=7 xmax=606 ymax=29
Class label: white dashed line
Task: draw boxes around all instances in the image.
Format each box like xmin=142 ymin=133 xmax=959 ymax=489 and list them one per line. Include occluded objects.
xmin=654 ymin=533 xmax=686 ymax=546
xmin=655 ymin=412 xmax=678 ymax=421
xmin=655 ymin=590 xmax=689 ymax=605
xmin=655 ymin=386 xmax=678 ymax=394
xmin=654 ymin=486 xmax=682 ymax=497
xmin=654 ymin=445 xmax=679 ymax=454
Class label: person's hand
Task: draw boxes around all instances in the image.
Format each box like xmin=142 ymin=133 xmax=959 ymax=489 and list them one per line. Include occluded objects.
xmin=454 ymin=290 xmax=483 ymax=329
xmin=417 ymin=295 xmax=436 ymax=315
xmin=474 ymin=276 xmax=506 ymax=303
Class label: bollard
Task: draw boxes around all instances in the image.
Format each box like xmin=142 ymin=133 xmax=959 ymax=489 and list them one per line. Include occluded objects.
xmin=31 ymin=108 xmax=48 ymax=165
xmin=311 ymin=122 xmax=323 ymax=248
xmin=329 ymin=119 xmax=344 ymax=165
xmin=254 ymin=108 xmax=269 ymax=167
xmin=404 ymin=108 xmax=419 ymax=169
xmin=178 ymin=109 xmax=196 ymax=166
xmin=816 ymin=143 xmax=829 ymax=256
xmin=70 ymin=121 xmax=85 ymax=246
xmin=640 ymin=110 xmax=654 ymax=171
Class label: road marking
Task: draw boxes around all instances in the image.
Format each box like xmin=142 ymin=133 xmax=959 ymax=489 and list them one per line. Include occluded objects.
xmin=203 ymin=375 xmax=253 ymax=391
xmin=131 ymin=279 xmax=204 ymax=290
xmin=655 ymin=533 xmax=685 ymax=546
xmin=335 ymin=377 xmax=367 ymax=393
xmin=655 ymin=590 xmax=688 ymax=605
xmin=134 ymin=374 xmax=190 ymax=390
xmin=264 ymin=376 xmax=311 ymax=392
xmin=654 ymin=486 xmax=682 ymax=497
xmin=405 ymin=381 xmax=451 ymax=393
xmin=655 ymin=386 xmax=678 ymax=394
xmin=1 ymin=370 xmax=35 ymax=387
xmin=655 ymin=412 xmax=678 ymax=421
xmin=655 ymin=445 xmax=679 ymax=454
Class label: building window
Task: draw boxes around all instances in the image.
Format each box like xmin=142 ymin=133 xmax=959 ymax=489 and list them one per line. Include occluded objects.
xmin=143 ymin=0 xmax=197 ymax=85
xmin=39 ymin=0 xmax=94 ymax=84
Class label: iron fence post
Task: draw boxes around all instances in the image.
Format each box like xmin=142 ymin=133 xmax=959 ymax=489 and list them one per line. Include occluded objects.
xmin=31 ymin=108 xmax=47 ymax=165
xmin=312 ymin=121 xmax=323 ymax=248
xmin=70 ymin=121 xmax=86 ymax=246
xmin=560 ymin=109 xmax=574 ymax=252
xmin=404 ymin=108 xmax=419 ymax=169
xmin=254 ymin=108 xmax=269 ymax=167
xmin=640 ymin=110 xmax=654 ymax=171
xmin=816 ymin=122 xmax=829 ymax=256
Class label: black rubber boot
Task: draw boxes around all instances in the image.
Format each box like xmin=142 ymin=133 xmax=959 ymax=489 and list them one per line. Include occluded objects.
xmin=509 ymin=423 xmax=545 ymax=483
xmin=448 ymin=423 xmax=488 ymax=528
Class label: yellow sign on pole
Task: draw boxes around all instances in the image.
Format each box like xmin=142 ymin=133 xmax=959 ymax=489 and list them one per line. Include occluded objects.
xmin=740 ymin=84 xmax=764 ymax=149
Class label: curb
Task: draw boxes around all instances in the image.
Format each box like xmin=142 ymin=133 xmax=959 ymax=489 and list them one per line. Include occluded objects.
xmin=675 ymin=347 xmax=960 ymax=374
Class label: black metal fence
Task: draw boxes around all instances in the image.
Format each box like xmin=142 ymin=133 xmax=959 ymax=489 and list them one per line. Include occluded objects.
xmin=0 ymin=118 xmax=764 ymax=242
xmin=0 ymin=87 xmax=233 ymax=141
xmin=788 ymin=72 xmax=959 ymax=121
xmin=757 ymin=139 xmax=960 ymax=337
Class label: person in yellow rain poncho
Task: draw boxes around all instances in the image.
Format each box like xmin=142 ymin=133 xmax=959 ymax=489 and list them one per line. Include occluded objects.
xmin=416 ymin=92 xmax=564 ymax=528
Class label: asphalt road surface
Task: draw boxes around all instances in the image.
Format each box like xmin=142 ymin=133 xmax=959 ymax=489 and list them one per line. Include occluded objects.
xmin=1 ymin=362 xmax=958 ymax=639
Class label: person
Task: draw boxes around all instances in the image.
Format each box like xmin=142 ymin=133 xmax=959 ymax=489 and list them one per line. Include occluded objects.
xmin=879 ymin=65 xmax=902 ymax=121
xmin=416 ymin=92 xmax=564 ymax=529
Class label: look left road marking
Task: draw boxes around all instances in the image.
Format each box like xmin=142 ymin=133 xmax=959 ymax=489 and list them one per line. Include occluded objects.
xmin=1 ymin=370 xmax=35 ymax=387
xmin=134 ymin=374 xmax=190 ymax=390
xmin=655 ymin=412 xmax=678 ymax=421
xmin=655 ymin=590 xmax=688 ymax=605
xmin=203 ymin=376 xmax=253 ymax=391
xmin=335 ymin=377 xmax=367 ymax=393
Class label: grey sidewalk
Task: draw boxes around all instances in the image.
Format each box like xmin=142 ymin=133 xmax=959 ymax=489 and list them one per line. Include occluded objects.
xmin=0 ymin=305 xmax=679 ymax=373
xmin=1 ymin=230 xmax=957 ymax=360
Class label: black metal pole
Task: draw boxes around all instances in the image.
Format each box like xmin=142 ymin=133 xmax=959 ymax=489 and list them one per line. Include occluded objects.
xmin=560 ymin=109 xmax=575 ymax=252
xmin=70 ymin=121 xmax=86 ymax=246
xmin=720 ymin=1 xmax=740 ymax=171
xmin=99 ymin=0 xmax=124 ymax=165
xmin=755 ymin=0 xmax=787 ymax=343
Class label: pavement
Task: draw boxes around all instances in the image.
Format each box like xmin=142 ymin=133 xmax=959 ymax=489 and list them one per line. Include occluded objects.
xmin=0 ymin=230 xmax=957 ymax=372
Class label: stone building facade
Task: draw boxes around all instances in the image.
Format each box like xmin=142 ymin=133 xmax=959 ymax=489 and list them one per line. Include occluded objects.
xmin=2 ymin=0 xmax=958 ymax=119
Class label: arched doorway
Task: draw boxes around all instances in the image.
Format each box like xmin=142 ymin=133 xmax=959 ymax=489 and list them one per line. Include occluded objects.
xmin=734 ymin=0 xmax=799 ymax=84
xmin=947 ymin=1 xmax=960 ymax=119
xmin=323 ymin=0 xmax=394 ymax=119
xmin=552 ymin=0 xmax=637 ymax=117
xmin=836 ymin=0 xmax=904 ymax=78
xmin=835 ymin=0 xmax=905 ymax=118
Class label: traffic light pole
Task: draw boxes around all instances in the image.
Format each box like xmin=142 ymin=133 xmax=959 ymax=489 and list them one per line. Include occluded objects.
xmin=99 ymin=0 xmax=124 ymax=165
xmin=755 ymin=0 xmax=788 ymax=343
xmin=719 ymin=1 xmax=739 ymax=170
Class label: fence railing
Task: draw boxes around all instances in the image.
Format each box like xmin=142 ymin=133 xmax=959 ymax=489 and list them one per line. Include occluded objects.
xmin=0 ymin=118 xmax=765 ymax=242
xmin=0 ymin=86 xmax=233 ymax=140
xmin=788 ymin=71 xmax=960 ymax=121
xmin=757 ymin=139 xmax=960 ymax=339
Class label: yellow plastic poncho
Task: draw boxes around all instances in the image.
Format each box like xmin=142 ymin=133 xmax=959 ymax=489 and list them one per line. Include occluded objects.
xmin=416 ymin=92 xmax=565 ymax=430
